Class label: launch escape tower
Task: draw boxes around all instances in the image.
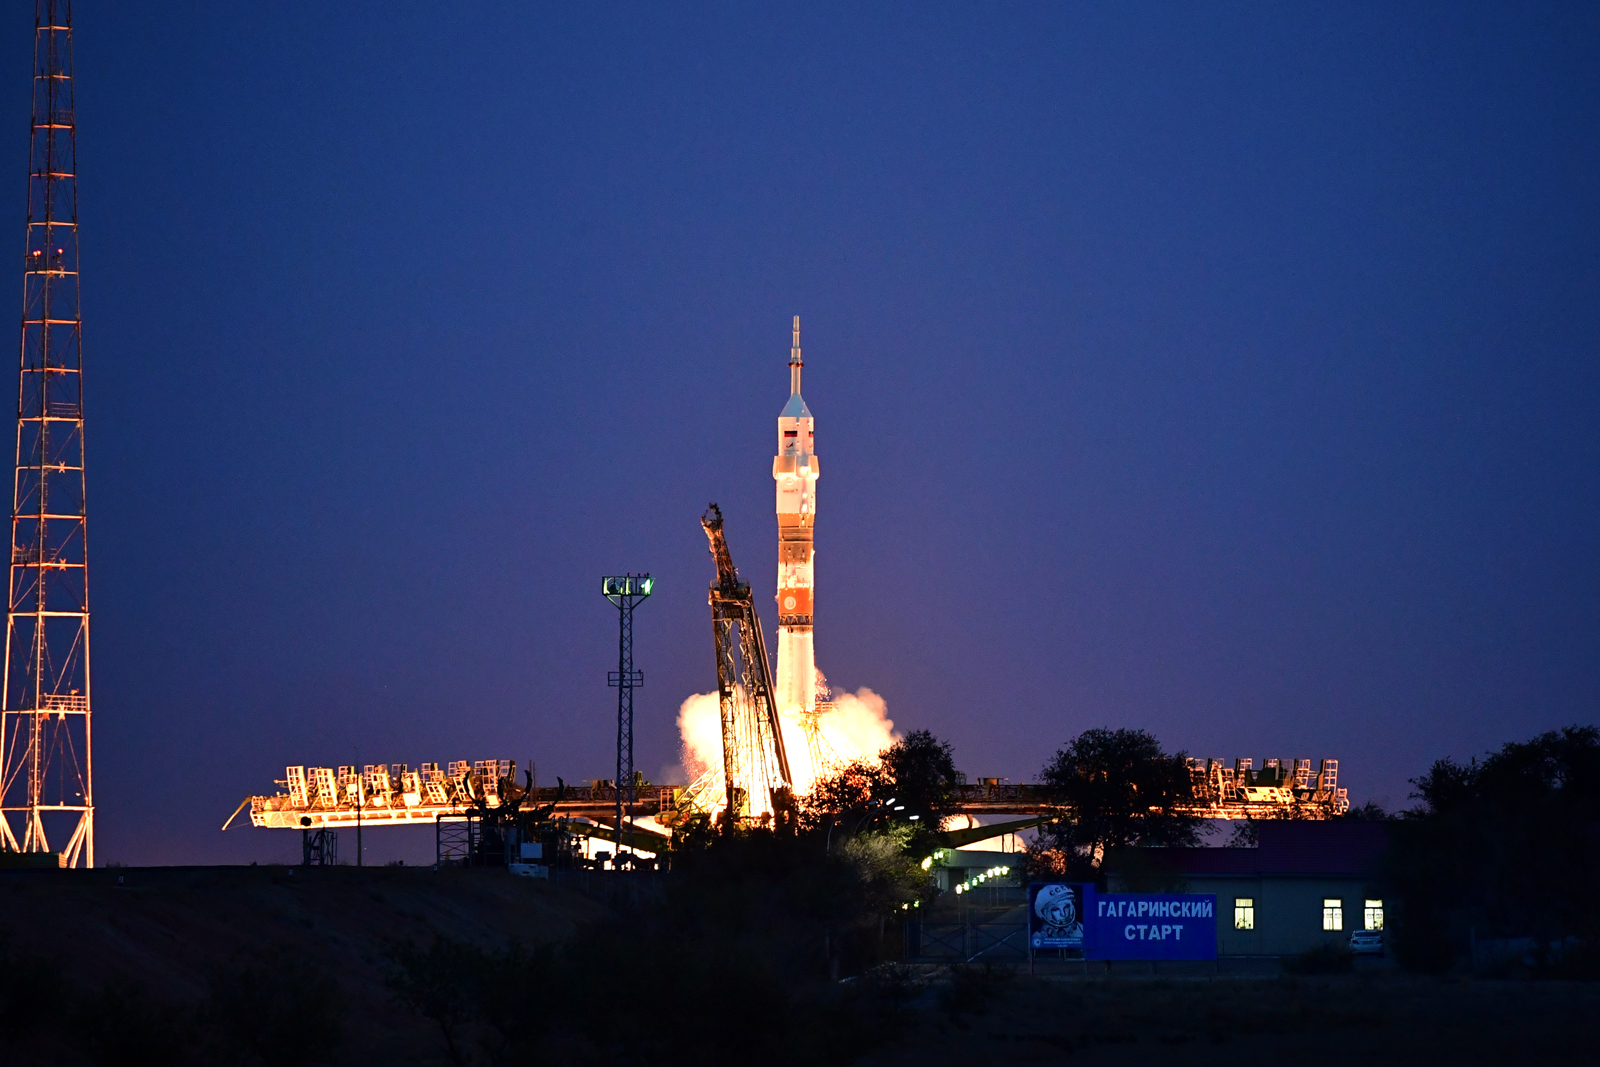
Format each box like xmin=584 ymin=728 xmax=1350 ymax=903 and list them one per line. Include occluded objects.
xmin=701 ymin=504 xmax=792 ymax=821
xmin=0 ymin=1 xmax=91 ymax=867
xmin=602 ymin=574 xmax=651 ymax=855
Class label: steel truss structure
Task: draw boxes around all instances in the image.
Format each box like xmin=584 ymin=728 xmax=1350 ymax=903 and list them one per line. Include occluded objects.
xmin=236 ymin=760 xmax=518 ymax=829
xmin=801 ymin=677 xmax=844 ymax=780
xmin=696 ymin=503 xmax=791 ymax=822
xmin=602 ymin=574 xmax=651 ymax=853
xmin=238 ymin=756 xmax=1349 ymax=829
xmin=239 ymin=763 xmax=687 ymax=830
xmin=1185 ymin=756 xmax=1348 ymax=817
xmin=0 ymin=1 xmax=91 ymax=867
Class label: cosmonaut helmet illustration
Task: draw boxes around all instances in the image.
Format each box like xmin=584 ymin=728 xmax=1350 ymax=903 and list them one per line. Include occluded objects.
xmin=1035 ymin=883 xmax=1079 ymax=930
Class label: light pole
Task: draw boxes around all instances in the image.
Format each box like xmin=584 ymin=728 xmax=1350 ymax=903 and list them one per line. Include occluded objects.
xmin=602 ymin=574 xmax=652 ymax=864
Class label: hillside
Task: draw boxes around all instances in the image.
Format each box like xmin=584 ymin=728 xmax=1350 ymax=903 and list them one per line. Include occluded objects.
xmin=0 ymin=864 xmax=606 ymax=1063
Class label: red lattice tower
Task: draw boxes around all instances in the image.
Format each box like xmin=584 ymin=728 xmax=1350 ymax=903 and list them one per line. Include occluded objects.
xmin=0 ymin=1 xmax=92 ymax=867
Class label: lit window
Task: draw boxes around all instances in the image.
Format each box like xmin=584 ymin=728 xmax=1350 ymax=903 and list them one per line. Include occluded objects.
xmin=1364 ymin=899 xmax=1384 ymax=930
xmin=1323 ymin=898 xmax=1343 ymax=931
xmin=1234 ymin=898 xmax=1254 ymax=930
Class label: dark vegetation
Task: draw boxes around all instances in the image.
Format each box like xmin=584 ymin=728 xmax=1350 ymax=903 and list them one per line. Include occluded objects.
xmin=1028 ymin=727 xmax=1202 ymax=880
xmin=4 ymin=724 xmax=1598 ymax=1065
xmin=0 ymin=865 xmax=600 ymax=1066
xmin=857 ymin=972 xmax=1600 ymax=1066
xmin=1387 ymin=725 xmax=1600 ymax=975
xmin=795 ymin=727 xmax=960 ymax=848
xmin=383 ymin=841 xmax=921 ymax=1066
xmin=372 ymin=733 xmax=969 ymax=1064
xmin=0 ymin=933 xmax=344 ymax=1066
xmin=1283 ymin=942 xmax=1356 ymax=975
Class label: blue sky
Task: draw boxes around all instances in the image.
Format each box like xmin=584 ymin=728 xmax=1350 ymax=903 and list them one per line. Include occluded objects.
xmin=17 ymin=2 xmax=1596 ymax=863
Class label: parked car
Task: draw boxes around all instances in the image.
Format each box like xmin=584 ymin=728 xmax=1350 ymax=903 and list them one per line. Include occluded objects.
xmin=1348 ymin=929 xmax=1384 ymax=956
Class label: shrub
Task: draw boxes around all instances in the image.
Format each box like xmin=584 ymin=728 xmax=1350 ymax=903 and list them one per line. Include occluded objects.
xmin=75 ymin=980 xmax=194 ymax=1067
xmin=207 ymin=942 xmax=344 ymax=1065
xmin=1283 ymin=943 xmax=1354 ymax=975
xmin=0 ymin=933 xmax=69 ymax=1043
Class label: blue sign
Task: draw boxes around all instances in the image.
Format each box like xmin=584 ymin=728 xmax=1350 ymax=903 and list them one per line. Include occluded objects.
xmin=1028 ymin=882 xmax=1092 ymax=950
xmin=1088 ymin=894 xmax=1217 ymax=960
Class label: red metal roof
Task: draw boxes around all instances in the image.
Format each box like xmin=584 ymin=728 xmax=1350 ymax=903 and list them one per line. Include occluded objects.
xmin=1125 ymin=821 xmax=1389 ymax=878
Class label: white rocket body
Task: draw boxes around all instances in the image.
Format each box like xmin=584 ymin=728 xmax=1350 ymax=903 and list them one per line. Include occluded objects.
xmin=773 ymin=317 xmax=818 ymax=719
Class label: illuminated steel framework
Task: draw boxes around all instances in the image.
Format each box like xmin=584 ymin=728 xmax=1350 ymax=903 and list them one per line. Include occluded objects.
xmin=694 ymin=504 xmax=792 ymax=822
xmin=239 ymin=759 xmax=1349 ymax=830
xmin=0 ymin=1 xmax=91 ymax=867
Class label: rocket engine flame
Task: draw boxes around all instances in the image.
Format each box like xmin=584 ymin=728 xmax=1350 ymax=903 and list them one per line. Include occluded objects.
xmin=678 ymin=682 xmax=895 ymax=798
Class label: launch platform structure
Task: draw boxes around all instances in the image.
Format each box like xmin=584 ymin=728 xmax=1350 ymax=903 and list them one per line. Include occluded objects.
xmin=697 ymin=504 xmax=792 ymax=823
xmin=801 ymin=676 xmax=844 ymax=779
xmin=0 ymin=1 xmax=92 ymax=867
xmin=602 ymin=574 xmax=651 ymax=856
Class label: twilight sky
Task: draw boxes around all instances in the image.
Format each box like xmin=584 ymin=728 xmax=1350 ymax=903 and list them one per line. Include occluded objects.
xmin=21 ymin=2 xmax=1599 ymax=864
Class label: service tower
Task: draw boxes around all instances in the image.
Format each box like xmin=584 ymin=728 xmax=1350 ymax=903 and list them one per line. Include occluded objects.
xmin=773 ymin=316 xmax=818 ymax=720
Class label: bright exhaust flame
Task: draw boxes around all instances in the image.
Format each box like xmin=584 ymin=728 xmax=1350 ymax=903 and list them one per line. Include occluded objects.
xmin=677 ymin=681 xmax=896 ymax=802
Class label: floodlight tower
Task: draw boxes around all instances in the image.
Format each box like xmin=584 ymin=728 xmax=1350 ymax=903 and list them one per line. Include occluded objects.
xmin=0 ymin=1 xmax=92 ymax=867
xmin=602 ymin=574 xmax=651 ymax=858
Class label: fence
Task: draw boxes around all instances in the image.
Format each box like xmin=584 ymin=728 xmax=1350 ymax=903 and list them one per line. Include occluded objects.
xmin=907 ymin=886 xmax=1030 ymax=963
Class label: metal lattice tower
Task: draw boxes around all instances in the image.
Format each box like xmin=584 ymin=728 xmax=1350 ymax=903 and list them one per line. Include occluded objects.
xmin=801 ymin=674 xmax=843 ymax=781
xmin=603 ymin=575 xmax=651 ymax=856
xmin=701 ymin=504 xmax=791 ymax=823
xmin=0 ymin=1 xmax=91 ymax=866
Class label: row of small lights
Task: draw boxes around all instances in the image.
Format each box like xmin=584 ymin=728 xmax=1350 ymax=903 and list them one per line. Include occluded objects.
xmin=898 ymin=850 xmax=1014 ymax=908
xmin=952 ymin=864 xmax=1012 ymax=894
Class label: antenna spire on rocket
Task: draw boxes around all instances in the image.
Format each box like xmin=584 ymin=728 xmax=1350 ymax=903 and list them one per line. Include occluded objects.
xmin=789 ymin=314 xmax=803 ymax=395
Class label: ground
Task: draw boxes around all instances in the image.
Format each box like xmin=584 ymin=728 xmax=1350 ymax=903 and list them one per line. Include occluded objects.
xmin=862 ymin=969 xmax=1600 ymax=1066
xmin=0 ymin=864 xmax=604 ymax=1063
xmin=3 ymin=866 xmax=1597 ymax=1065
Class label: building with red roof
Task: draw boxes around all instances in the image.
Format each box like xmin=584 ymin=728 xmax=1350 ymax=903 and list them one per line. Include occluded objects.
xmin=1106 ymin=821 xmax=1390 ymax=957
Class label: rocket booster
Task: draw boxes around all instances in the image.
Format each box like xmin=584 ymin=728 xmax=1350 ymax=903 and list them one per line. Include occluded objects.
xmin=774 ymin=316 xmax=818 ymax=718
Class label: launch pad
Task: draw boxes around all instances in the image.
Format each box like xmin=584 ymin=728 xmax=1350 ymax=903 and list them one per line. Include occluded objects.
xmin=235 ymin=751 xmax=1347 ymax=834
xmin=234 ymin=318 xmax=1351 ymax=847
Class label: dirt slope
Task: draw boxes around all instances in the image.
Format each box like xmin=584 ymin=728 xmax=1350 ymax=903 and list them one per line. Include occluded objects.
xmin=0 ymin=864 xmax=606 ymax=1061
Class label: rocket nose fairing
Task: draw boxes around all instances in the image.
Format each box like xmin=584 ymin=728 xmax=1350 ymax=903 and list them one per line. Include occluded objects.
xmin=774 ymin=316 xmax=818 ymax=719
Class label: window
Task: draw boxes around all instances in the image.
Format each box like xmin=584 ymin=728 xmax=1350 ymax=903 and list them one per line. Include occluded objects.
xmin=1364 ymin=899 xmax=1384 ymax=931
xmin=1323 ymin=898 xmax=1343 ymax=931
xmin=1234 ymin=898 xmax=1254 ymax=930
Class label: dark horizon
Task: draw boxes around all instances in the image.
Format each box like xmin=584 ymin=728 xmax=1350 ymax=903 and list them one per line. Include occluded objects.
xmin=8 ymin=2 xmax=1596 ymax=865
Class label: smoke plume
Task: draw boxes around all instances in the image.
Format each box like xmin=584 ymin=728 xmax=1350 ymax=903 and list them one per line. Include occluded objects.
xmin=676 ymin=682 xmax=897 ymax=795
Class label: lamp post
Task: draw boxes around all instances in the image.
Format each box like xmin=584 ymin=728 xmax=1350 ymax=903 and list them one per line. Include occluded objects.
xmin=602 ymin=574 xmax=652 ymax=863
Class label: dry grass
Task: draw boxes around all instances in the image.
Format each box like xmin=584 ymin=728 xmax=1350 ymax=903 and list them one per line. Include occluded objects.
xmin=0 ymin=865 xmax=604 ymax=1063
xmin=861 ymin=970 xmax=1600 ymax=1066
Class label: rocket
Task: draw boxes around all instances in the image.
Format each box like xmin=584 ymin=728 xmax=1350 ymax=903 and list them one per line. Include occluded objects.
xmin=773 ymin=316 xmax=818 ymax=719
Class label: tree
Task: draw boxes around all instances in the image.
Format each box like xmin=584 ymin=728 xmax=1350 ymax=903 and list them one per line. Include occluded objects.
xmin=1033 ymin=728 xmax=1200 ymax=878
xmin=878 ymin=730 xmax=959 ymax=828
xmin=800 ymin=730 xmax=960 ymax=837
xmin=1388 ymin=725 xmax=1600 ymax=973
xmin=798 ymin=759 xmax=884 ymax=831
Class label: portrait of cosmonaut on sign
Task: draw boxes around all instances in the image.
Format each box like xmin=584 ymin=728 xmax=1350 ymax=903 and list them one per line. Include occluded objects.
xmin=1030 ymin=883 xmax=1086 ymax=949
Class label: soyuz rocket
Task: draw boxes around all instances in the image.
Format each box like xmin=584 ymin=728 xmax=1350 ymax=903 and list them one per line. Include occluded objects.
xmin=773 ymin=316 xmax=818 ymax=719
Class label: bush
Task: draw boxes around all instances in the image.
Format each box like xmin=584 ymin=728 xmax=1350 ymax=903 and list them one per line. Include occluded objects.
xmin=1283 ymin=943 xmax=1354 ymax=975
xmin=207 ymin=942 xmax=344 ymax=1065
xmin=940 ymin=962 xmax=1012 ymax=1018
xmin=75 ymin=980 xmax=195 ymax=1067
xmin=0 ymin=933 xmax=69 ymax=1043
